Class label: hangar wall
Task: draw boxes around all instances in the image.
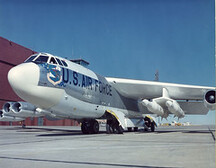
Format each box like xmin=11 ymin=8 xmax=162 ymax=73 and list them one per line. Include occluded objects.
xmin=0 ymin=37 xmax=78 ymax=126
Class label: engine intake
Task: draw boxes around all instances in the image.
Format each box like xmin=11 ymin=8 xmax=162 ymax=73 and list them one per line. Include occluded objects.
xmin=204 ymin=90 xmax=215 ymax=110
xmin=12 ymin=102 xmax=42 ymax=117
xmin=0 ymin=110 xmax=3 ymax=117
xmin=2 ymin=102 xmax=15 ymax=115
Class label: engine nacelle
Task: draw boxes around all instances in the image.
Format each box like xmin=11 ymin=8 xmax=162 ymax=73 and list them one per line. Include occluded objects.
xmin=141 ymin=99 xmax=164 ymax=116
xmin=2 ymin=102 xmax=15 ymax=116
xmin=166 ymin=100 xmax=185 ymax=118
xmin=0 ymin=110 xmax=3 ymax=118
xmin=0 ymin=111 xmax=24 ymax=121
xmin=11 ymin=102 xmax=42 ymax=117
xmin=204 ymin=90 xmax=215 ymax=110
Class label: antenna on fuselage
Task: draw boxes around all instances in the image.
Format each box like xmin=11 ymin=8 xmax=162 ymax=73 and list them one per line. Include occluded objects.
xmin=71 ymin=58 xmax=89 ymax=67
xmin=154 ymin=70 xmax=159 ymax=82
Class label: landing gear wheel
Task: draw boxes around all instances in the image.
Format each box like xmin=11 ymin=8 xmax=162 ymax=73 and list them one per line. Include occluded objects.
xmin=20 ymin=121 xmax=26 ymax=128
xmin=81 ymin=121 xmax=90 ymax=134
xmin=128 ymin=127 xmax=132 ymax=132
xmin=116 ymin=125 xmax=123 ymax=134
xmin=81 ymin=120 xmax=100 ymax=134
xmin=134 ymin=127 xmax=138 ymax=132
xmin=106 ymin=119 xmax=123 ymax=134
xmin=22 ymin=124 xmax=26 ymax=129
xmin=151 ymin=122 xmax=155 ymax=132
xmin=90 ymin=120 xmax=99 ymax=134
xmin=106 ymin=123 xmax=114 ymax=134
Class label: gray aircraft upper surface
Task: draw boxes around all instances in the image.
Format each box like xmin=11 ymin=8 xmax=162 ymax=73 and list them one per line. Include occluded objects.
xmin=0 ymin=53 xmax=215 ymax=134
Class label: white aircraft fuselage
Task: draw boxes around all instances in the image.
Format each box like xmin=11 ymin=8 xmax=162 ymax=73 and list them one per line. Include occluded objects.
xmin=1 ymin=52 xmax=215 ymax=134
xmin=8 ymin=53 xmax=139 ymax=119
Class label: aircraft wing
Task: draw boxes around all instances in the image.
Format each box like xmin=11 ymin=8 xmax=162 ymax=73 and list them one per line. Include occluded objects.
xmin=178 ymin=101 xmax=209 ymax=114
xmin=106 ymin=77 xmax=215 ymax=115
xmin=106 ymin=77 xmax=214 ymax=100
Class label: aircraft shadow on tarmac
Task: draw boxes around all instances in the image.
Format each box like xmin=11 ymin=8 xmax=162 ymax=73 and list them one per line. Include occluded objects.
xmin=15 ymin=127 xmax=108 ymax=137
xmin=135 ymin=128 xmax=215 ymax=135
xmin=14 ymin=127 xmax=171 ymax=137
xmin=138 ymin=128 xmax=215 ymax=141
xmin=19 ymin=127 xmax=172 ymax=136
xmin=10 ymin=126 xmax=215 ymax=138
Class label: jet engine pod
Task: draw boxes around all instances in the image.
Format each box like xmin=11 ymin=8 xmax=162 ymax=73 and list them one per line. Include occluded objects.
xmin=2 ymin=102 xmax=15 ymax=115
xmin=11 ymin=102 xmax=41 ymax=117
xmin=0 ymin=114 xmax=24 ymax=121
xmin=204 ymin=90 xmax=215 ymax=110
xmin=0 ymin=110 xmax=24 ymax=121
xmin=0 ymin=110 xmax=3 ymax=117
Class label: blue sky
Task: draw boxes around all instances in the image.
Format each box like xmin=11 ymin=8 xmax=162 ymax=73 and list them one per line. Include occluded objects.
xmin=0 ymin=0 xmax=215 ymax=124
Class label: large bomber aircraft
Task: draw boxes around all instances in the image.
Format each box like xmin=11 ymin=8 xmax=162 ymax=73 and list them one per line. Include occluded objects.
xmin=0 ymin=53 xmax=215 ymax=134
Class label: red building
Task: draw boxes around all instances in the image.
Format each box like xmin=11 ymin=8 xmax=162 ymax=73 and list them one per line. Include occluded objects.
xmin=0 ymin=37 xmax=78 ymax=126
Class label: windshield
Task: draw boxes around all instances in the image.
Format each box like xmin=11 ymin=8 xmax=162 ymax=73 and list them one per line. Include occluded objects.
xmin=49 ymin=57 xmax=57 ymax=64
xmin=34 ymin=56 xmax=49 ymax=64
xmin=24 ymin=55 xmax=37 ymax=63
xmin=56 ymin=58 xmax=63 ymax=66
xmin=62 ymin=60 xmax=68 ymax=67
xmin=24 ymin=53 xmax=67 ymax=67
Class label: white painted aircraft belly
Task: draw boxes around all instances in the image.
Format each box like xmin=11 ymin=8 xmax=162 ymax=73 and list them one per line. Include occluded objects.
xmin=49 ymin=91 xmax=106 ymax=119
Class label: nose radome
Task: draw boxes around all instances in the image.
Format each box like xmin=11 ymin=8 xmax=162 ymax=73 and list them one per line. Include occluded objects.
xmin=8 ymin=63 xmax=40 ymax=94
xmin=8 ymin=62 xmax=64 ymax=109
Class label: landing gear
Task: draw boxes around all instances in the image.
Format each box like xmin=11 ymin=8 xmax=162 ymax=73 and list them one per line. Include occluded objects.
xmin=144 ymin=116 xmax=156 ymax=132
xmin=22 ymin=123 xmax=26 ymax=129
xmin=81 ymin=119 xmax=99 ymax=134
xmin=106 ymin=119 xmax=123 ymax=134
xmin=150 ymin=122 xmax=155 ymax=132
xmin=134 ymin=127 xmax=138 ymax=132
xmin=20 ymin=121 xmax=26 ymax=128
xmin=128 ymin=127 xmax=139 ymax=132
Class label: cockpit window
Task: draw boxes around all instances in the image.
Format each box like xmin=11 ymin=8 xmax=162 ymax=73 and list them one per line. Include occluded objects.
xmin=56 ymin=58 xmax=63 ymax=66
xmin=34 ymin=56 xmax=49 ymax=64
xmin=25 ymin=53 xmax=68 ymax=67
xmin=49 ymin=57 xmax=57 ymax=64
xmin=61 ymin=60 xmax=68 ymax=67
xmin=24 ymin=55 xmax=37 ymax=63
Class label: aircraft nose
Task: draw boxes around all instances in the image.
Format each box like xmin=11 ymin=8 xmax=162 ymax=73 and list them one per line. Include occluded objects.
xmin=8 ymin=62 xmax=64 ymax=108
xmin=8 ymin=63 xmax=40 ymax=96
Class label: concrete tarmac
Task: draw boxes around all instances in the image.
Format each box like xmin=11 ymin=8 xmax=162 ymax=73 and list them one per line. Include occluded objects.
xmin=0 ymin=125 xmax=215 ymax=168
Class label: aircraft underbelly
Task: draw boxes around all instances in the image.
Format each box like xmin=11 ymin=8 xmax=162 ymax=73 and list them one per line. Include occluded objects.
xmin=49 ymin=91 xmax=105 ymax=119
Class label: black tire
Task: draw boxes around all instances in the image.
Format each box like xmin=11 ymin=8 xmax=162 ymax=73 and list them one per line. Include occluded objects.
xmin=116 ymin=125 xmax=123 ymax=134
xmin=134 ymin=127 xmax=138 ymax=132
xmin=151 ymin=122 xmax=155 ymax=132
xmin=81 ymin=121 xmax=89 ymax=134
xmin=22 ymin=124 xmax=26 ymax=129
xmin=128 ymin=127 xmax=132 ymax=132
xmin=106 ymin=119 xmax=123 ymax=134
xmin=90 ymin=120 xmax=99 ymax=134
xmin=106 ymin=123 xmax=114 ymax=134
